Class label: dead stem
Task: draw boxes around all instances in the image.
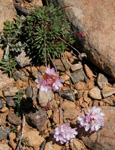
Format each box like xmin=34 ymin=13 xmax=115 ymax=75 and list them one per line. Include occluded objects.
xmin=49 ymin=54 xmax=57 ymax=73
xmin=16 ymin=114 xmax=25 ymax=150
xmin=58 ymin=36 xmax=81 ymax=55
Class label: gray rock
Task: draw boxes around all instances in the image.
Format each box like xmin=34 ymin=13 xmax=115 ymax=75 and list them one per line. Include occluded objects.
xmin=89 ymin=87 xmax=102 ymax=100
xmin=81 ymin=107 xmax=115 ymax=150
xmin=71 ymin=69 xmax=85 ymax=83
xmin=0 ymin=127 xmax=10 ymax=141
xmin=3 ymin=87 xmax=19 ymax=97
xmin=32 ymin=71 xmax=41 ymax=79
xmin=0 ymin=99 xmax=4 ymax=109
xmin=97 ymin=73 xmax=108 ymax=89
xmin=26 ymin=86 xmax=36 ymax=100
xmin=26 ymin=109 xmax=47 ymax=130
xmin=71 ymin=63 xmax=83 ymax=72
xmin=60 ymin=90 xmax=75 ymax=101
xmin=13 ymin=70 xmax=27 ymax=81
xmin=38 ymin=90 xmax=54 ymax=107
xmin=53 ymin=59 xmax=65 ymax=71
xmin=7 ymin=113 xmax=21 ymax=126
xmin=53 ymin=0 xmax=115 ymax=78
xmin=5 ymin=97 xmax=15 ymax=107
xmin=15 ymin=50 xmax=31 ymax=67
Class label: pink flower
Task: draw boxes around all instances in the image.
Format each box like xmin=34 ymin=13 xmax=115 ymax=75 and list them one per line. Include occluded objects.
xmin=35 ymin=67 xmax=63 ymax=92
xmin=35 ymin=77 xmax=51 ymax=92
xmin=45 ymin=67 xmax=55 ymax=75
xmin=53 ymin=124 xmax=78 ymax=144
xmin=78 ymin=107 xmax=104 ymax=133
xmin=52 ymin=79 xmax=63 ymax=91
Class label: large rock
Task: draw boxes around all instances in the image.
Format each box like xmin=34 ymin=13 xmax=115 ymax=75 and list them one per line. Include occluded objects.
xmin=0 ymin=0 xmax=16 ymax=31
xmin=53 ymin=0 xmax=115 ymax=78
xmin=81 ymin=107 xmax=115 ymax=150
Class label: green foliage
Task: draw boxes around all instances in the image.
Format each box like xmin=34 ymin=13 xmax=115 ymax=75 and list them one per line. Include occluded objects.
xmin=11 ymin=126 xmax=17 ymax=133
xmin=22 ymin=6 xmax=74 ymax=63
xmin=13 ymin=90 xmax=25 ymax=116
xmin=0 ymin=6 xmax=75 ymax=65
xmin=1 ymin=16 xmax=24 ymax=52
xmin=0 ymin=55 xmax=17 ymax=77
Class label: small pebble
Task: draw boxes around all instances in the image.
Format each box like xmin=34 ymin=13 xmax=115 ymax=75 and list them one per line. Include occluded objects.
xmin=0 ymin=99 xmax=4 ymax=109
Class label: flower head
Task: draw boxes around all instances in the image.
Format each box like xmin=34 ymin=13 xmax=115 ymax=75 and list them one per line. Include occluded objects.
xmin=35 ymin=67 xmax=63 ymax=92
xmin=53 ymin=124 xmax=78 ymax=144
xmin=45 ymin=67 xmax=56 ymax=75
xmin=78 ymin=106 xmax=104 ymax=133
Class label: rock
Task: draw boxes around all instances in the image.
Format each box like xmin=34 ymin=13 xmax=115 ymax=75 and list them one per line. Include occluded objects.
xmin=62 ymin=101 xmax=76 ymax=110
xmin=60 ymin=74 xmax=70 ymax=82
xmin=32 ymin=71 xmax=41 ymax=79
xmin=0 ymin=74 xmax=14 ymax=89
xmin=9 ymin=132 xmax=17 ymax=150
xmin=0 ymin=106 xmax=8 ymax=113
xmin=84 ymin=64 xmax=95 ymax=79
xmin=0 ymin=144 xmax=11 ymax=150
xmin=60 ymin=90 xmax=75 ymax=101
xmin=5 ymin=97 xmax=15 ymax=107
xmin=7 ymin=113 xmax=21 ymax=126
xmin=54 ymin=0 xmax=115 ymax=78
xmin=15 ymin=50 xmax=31 ymax=67
xmin=102 ymin=97 xmax=115 ymax=106
xmin=13 ymin=70 xmax=27 ymax=81
xmin=47 ymin=110 xmax=52 ymax=118
xmin=53 ymin=59 xmax=65 ymax=71
xmin=3 ymin=87 xmax=19 ymax=97
xmin=102 ymin=86 xmax=115 ymax=98
xmin=75 ymin=82 xmax=86 ymax=90
xmin=71 ymin=63 xmax=83 ymax=72
xmin=81 ymin=107 xmax=115 ymax=150
xmin=64 ymin=108 xmax=78 ymax=120
xmin=0 ymin=48 xmax=4 ymax=62
xmin=0 ymin=0 xmax=16 ymax=31
xmin=97 ymin=73 xmax=108 ymax=89
xmin=39 ymin=66 xmax=47 ymax=74
xmin=0 ymin=127 xmax=10 ymax=141
xmin=53 ymin=109 xmax=60 ymax=124
xmin=26 ymin=109 xmax=47 ymax=130
xmin=70 ymin=139 xmax=87 ymax=150
xmin=71 ymin=69 xmax=85 ymax=83
xmin=44 ymin=141 xmax=62 ymax=150
xmin=49 ymin=99 xmax=58 ymax=111
xmin=0 ymin=99 xmax=4 ymax=109
xmin=89 ymin=87 xmax=102 ymax=100
xmin=0 ymin=115 xmax=3 ymax=126
xmin=26 ymin=86 xmax=36 ymax=100
xmin=38 ymin=90 xmax=54 ymax=107
xmin=24 ymin=130 xmax=45 ymax=148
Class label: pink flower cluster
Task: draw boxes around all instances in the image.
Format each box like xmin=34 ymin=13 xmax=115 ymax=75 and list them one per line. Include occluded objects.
xmin=35 ymin=68 xmax=63 ymax=92
xmin=78 ymin=106 xmax=104 ymax=133
xmin=53 ymin=123 xmax=78 ymax=144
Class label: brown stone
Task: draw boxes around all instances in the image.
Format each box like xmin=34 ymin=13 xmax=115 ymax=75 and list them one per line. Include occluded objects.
xmin=70 ymin=139 xmax=87 ymax=150
xmin=64 ymin=108 xmax=78 ymax=120
xmin=54 ymin=0 xmax=115 ymax=78
xmin=62 ymin=101 xmax=76 ymax=110
xmin=0 ymin=0 xmax=16 ymax=31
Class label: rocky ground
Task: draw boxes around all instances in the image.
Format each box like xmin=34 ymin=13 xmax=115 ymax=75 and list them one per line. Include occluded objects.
xmin=0 ymin=0 xmax=115 ymax=150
